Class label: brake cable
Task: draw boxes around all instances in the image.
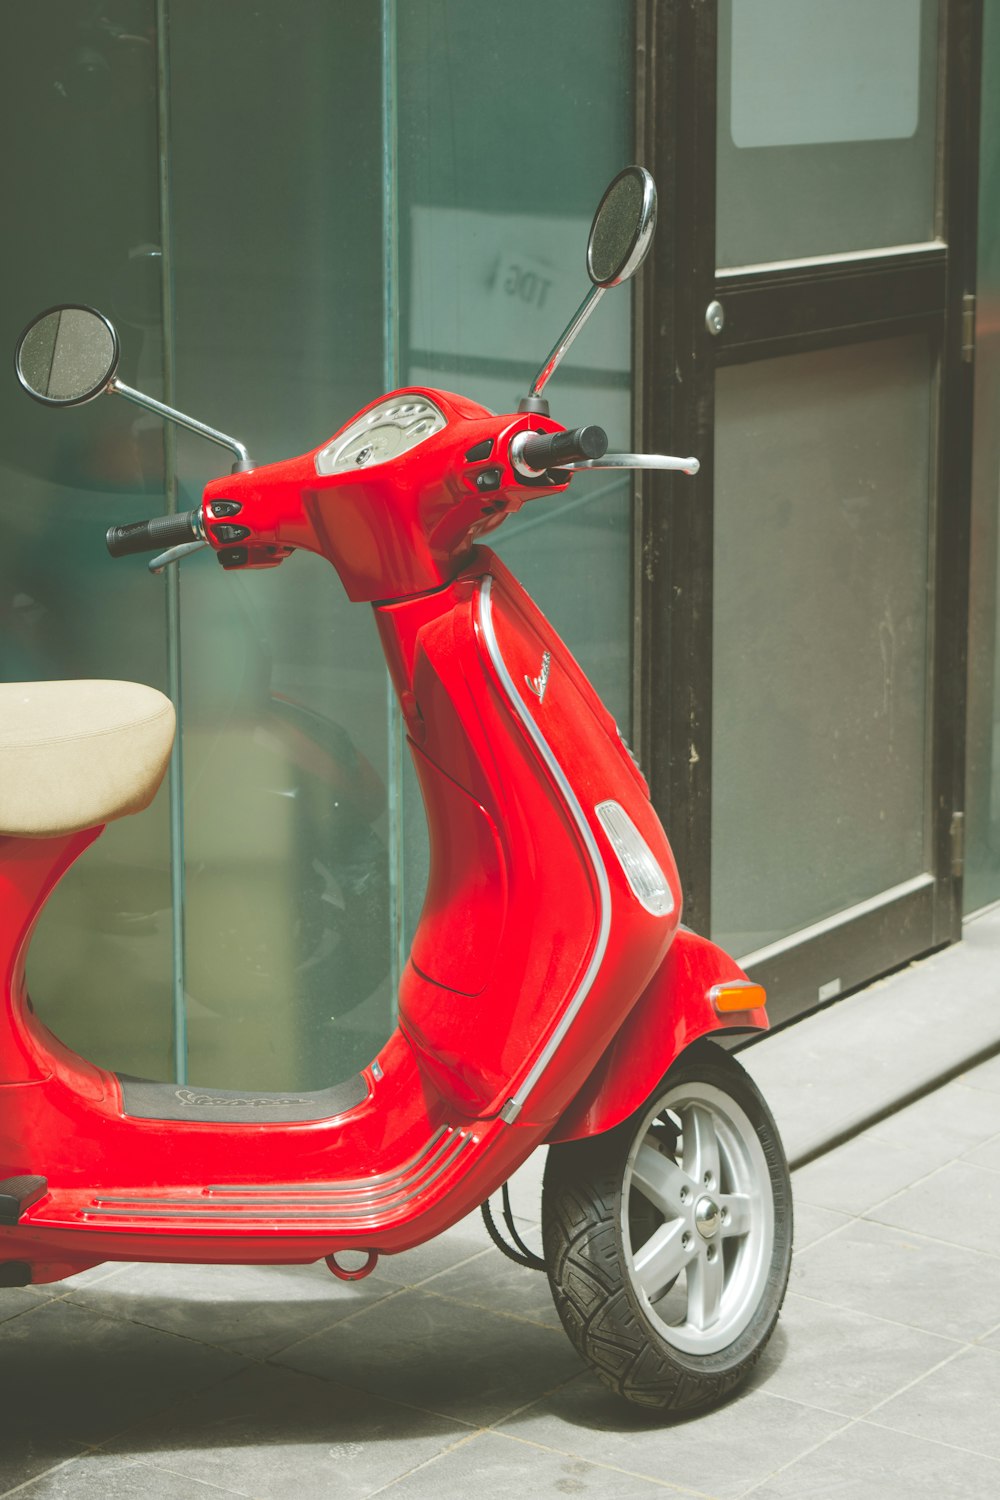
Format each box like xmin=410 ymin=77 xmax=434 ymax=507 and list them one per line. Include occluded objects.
xmin=480 ymin=1181 xmax=546 ymax=1271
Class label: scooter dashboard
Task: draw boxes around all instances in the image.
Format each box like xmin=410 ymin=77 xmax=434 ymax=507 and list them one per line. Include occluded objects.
xmin=314 ymin=394 xmax=448 ymax=476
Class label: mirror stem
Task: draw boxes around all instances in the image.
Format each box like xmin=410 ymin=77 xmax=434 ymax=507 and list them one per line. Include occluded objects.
xmin=525 ymin=283 xmax=606 ymax=402
xmin=109 ymin=378 xmax=254 ymax=471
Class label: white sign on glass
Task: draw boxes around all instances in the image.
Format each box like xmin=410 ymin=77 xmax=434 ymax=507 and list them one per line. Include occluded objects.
xmin=408 ymin=206 xmax=629 ymax=375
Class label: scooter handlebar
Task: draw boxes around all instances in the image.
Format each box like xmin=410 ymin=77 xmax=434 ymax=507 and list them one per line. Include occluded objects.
xmin=511 ymin=424 xmax=608 ymax=477
xmin=106 ymin=507 xmax=203 ymax=559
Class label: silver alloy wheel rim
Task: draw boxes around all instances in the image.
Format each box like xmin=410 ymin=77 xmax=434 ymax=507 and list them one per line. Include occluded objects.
xmin=620 ymin=1079 xmax=775 ymax=1356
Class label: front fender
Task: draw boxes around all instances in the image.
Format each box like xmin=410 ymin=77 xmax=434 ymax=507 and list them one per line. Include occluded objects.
xmin=546 ymin=927 xmax=768 ymax=1143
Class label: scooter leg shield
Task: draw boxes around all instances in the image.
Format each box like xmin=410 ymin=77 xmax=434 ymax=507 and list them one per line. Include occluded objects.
xmin=546 ymin=927 xmax=768 ymax=1144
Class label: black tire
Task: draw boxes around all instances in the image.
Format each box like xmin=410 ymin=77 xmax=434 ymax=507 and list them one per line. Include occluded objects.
xmin=542 ymin=1039 xmax=792 ymax=1414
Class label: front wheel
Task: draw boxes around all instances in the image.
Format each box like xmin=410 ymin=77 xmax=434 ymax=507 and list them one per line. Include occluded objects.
xmin=542 ymin=1039 xmax=792 ymax=1414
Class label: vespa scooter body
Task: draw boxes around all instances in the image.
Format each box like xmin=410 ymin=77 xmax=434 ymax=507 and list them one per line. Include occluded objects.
xmin=0 ymin=384 xmax=764 ymax=1288
xmin=1 ymin=168 xmax=796 ymax=1419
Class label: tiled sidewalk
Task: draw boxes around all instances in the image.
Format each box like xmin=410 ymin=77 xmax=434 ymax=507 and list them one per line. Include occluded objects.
xmin=1 ymin=1049 xmax=998 ymax=1498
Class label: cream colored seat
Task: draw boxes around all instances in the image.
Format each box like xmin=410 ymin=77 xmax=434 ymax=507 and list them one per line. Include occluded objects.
xmin=0 ymin=680 xmax=175 ymax=839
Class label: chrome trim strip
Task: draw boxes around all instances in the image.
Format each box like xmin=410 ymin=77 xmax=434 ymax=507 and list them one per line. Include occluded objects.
xmin=477 ymin=575 xmax=611 ymax=1120
xmin=80 ymin=1207 xmax=377 ymax=1222
xmin=80 ymin=1134 xmax=474 ymax=1225
xmin=716 ymin=240 xmax=944 ymax=280
xmin=205 ymin=1127 xmax=451 ymax=1194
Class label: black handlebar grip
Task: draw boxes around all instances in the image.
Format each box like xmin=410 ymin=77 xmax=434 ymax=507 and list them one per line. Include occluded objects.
xmin=519 ymin=424 xmax=608 ymax=472
xmin=106 ymin=508 xmax=201 ymax=559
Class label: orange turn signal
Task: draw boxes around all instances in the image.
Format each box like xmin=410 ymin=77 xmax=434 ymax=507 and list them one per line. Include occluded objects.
xmin=709 ymin=980 xmax=767 ymax=1015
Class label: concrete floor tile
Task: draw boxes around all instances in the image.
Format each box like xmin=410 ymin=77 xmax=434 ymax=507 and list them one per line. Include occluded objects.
xmin=0 ymin=1286 xmax=45 ymax=1326
xmin=10 ymin=1455 xmax=248 ymax=1498
xmin=865 ymin=1080 xmax=1000 ymax=1156
xmin=374 ymin=1430 xmax=681 ymax=1497
xmin=737 ymin=913 xmax=1000 ymax=1165
xmin=504 ymin=1146 xmax=547 ymax=1219
xmin=62 ymin=1258 xmax=397 ymax=1360
xmin=868 ymin=1159 xmax=1000 ymax=1257
xmin=371 ymin=1213 xmax=502 ymax=1288
xmin=959 ymin=1051 xmax=1000 ymax=1093
xmin=791 ymin=1216 xmax=1000 ymax=1341
xmin=105 ymin=1360 xmax=469 ymax=1500
xmin=870 ymin=1345 xmax=1000 ymax=1458
xmin=0 ymin=1298 xmax=246 ymax=1448
xmin=48 ymin=1262 xmax=139 ymax=1290
xmin=962 ymin=1131 xmax=1000 ymax=1173
xmin=793 ymin=1131 xmax=947 ymax=1217
xmin=789 ymin=1200 xmax=851 ymax=1250
xmin=274 ymin=1286 xmax=584 ymax=1426
xmin=747 ymin=1292 xmax=957 ymax=1416
xmin=0 ymin=1438 xmax=88 ymax=1495
xmin=500 ymin=1376 xmax=846 ymax=1500
xmin=423 ymin=1227 xmax=561 ymax=1330
xmin=748 ymin=1417 xmax=1000 ymax=1499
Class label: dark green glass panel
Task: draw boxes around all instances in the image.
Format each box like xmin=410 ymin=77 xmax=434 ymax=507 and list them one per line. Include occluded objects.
xmin=396 ymin=0 xmax=636 ymax=946
xmin=1 ymin=1 xmax=174 ymax=1078
xmin=166 ymin=1 xmax=388 ymax=1090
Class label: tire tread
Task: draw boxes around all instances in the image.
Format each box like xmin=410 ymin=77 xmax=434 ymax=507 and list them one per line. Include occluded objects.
xmin=542 ymin=1041 xmax=792 ymax=1414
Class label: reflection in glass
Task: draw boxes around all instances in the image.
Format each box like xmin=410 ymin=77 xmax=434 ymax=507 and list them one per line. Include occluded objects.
xmin=397 ymin=0 xmax=636 ymax=951
xmin=4 ymin=0 xmax=638 ymax=1095
xmin=168 ymin=0 xmax=387 ymax=1090
xmin=2 ymin=1 xmax=175 ymax=1079
xmin=712 ymin=337 xmax=933 ymax=959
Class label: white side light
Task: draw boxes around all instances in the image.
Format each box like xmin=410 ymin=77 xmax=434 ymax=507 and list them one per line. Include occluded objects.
xmin=595 ymin=800 xmax=674 ymax=917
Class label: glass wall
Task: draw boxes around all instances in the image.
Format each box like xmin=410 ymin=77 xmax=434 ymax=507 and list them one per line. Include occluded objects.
xmin=1 ymin=2 xmax=635 ymax=1090
xmin=395 ymin=0 xmax=636 ymax=948
xmin=0 ymin=1 xmax=175 ymax=1078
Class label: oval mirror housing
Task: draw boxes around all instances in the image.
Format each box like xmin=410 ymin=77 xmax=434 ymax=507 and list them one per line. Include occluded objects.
xmin=15 ymin=304 xmax=119 ymax=407
xmin=586 ymin=165 xmax=657 ymax=288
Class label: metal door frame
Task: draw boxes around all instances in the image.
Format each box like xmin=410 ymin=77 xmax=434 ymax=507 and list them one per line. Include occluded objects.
xmin=632 ymin=0 xmax=982 ymax=1024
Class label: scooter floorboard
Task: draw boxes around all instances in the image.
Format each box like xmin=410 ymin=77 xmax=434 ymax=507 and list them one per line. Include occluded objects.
xmin=116 ymin=1072 xmax=368 ymax=1124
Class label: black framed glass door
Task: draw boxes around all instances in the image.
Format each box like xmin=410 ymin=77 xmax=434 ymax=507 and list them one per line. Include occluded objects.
xmin=635 ymin=0 xmax=981 ymax=1024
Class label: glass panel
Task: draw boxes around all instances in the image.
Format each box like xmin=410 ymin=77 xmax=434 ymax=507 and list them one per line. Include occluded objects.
xmin=718 ymin=0 xmax=940 ymax=268
xmin=1 ymin=2 xmax=175 ymax=1078
xmin=964 ymin=0 xmax=1000 ymax=913
xmin=167 ymin=1 xmax=389 ymax=1089
xmin=2 ymin=1 xmax=638 ymax=1094
xmin=712 ymin=337 xmax=933 ymax=958
xmin=397 ymin=0 xmax=636 ymax=945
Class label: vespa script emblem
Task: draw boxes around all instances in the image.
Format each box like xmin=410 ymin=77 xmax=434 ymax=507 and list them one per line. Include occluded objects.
xmin=525 ymin=650 xmax=552 ymax=703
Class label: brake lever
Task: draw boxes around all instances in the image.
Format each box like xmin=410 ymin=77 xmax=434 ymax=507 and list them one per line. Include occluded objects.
xmin=561 ymin=452 xmax=700 ymax=476
xmin=148 ymin=540 xmax=209 ymax=574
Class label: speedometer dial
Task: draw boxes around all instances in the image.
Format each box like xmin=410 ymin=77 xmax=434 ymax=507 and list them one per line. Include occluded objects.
xmin=315 ymin=396 xmax=447 ymax=476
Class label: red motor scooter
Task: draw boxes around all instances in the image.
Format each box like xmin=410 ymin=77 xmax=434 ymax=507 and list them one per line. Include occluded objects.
xmin=2 ymin=168 xmax=791 ymax=1414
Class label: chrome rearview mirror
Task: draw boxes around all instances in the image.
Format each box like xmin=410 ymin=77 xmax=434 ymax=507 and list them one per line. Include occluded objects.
xmin=587 ymin=165 xmax=657 ymax=288
xmin=16 ymin=305 xmax=120 ymax=407
xmin=14 ymin=303 xmax=254 ymax=471
xmin=521 ymin=165 xmax=657 ymax=414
